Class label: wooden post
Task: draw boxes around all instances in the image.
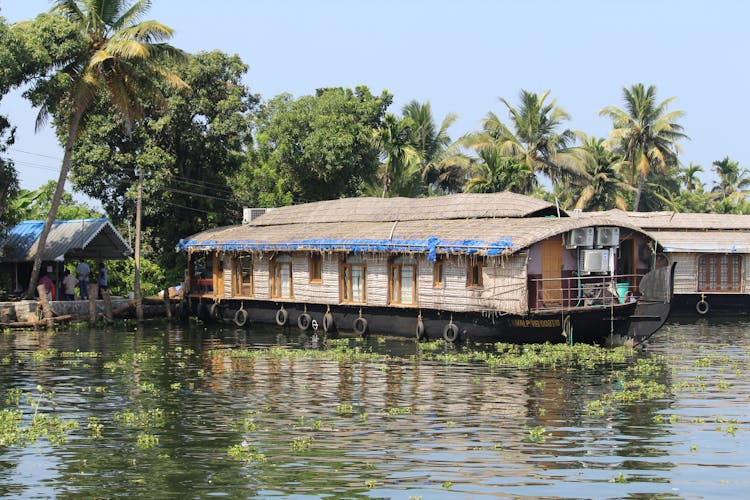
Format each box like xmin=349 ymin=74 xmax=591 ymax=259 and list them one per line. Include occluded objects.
xmin=102 ymin=288 xmax=113 ymax=323
xmin=36 ymin=284 xmax=54 ymax=329
xmin=88 ymin=284 xmax=98 ymax=324
xmin=163 ymin=288 xmax=172 ymax=321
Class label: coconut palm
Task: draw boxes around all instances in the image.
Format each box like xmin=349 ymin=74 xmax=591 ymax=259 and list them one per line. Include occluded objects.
xmin=599 ymin=83 xmax=687 ymax=211
xmin=25 ymin=0 xmax=187 ymax=299
xmin=711 ymin=157 xmax=750 ymax=204
xmin=400 ymin=100 xmax=467 ymax=192
xmin=373 ymin=113 xmax=422 ymax=197
xmin=565 ymin=135 xmax=631 ymax=211
xmin=464 ymin=89 xmax=590 ymax=188
xmin=679 ymin=162 xmax=704 ymax=192
xmin=464 ymin=147 xmax=537 ymax=194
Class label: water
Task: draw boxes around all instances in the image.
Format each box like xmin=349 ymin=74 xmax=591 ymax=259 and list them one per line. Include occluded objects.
xmin=0 ymin=317 xmax=748 ymax=498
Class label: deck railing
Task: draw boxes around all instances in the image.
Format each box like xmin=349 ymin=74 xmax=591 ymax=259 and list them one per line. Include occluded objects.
xmin=529 ymin=273 xmax=640 ymax=313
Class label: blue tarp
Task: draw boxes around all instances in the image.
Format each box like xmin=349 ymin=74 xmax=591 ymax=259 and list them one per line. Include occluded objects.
xmin=176 ymin=236 xmax=514 ymax=261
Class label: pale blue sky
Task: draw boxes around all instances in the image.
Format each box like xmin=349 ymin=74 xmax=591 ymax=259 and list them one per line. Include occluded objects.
xmin=1 ymin=0 xmax=748 ymax=198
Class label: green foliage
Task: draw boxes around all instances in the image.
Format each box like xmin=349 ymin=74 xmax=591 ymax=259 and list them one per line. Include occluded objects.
xmin=247 ymin=86 xmax=391 ymax=203
xmin=69 ymin=50 xmax=256 ymax=270
xmin=107 ymin=257 xmax=166 ymax=298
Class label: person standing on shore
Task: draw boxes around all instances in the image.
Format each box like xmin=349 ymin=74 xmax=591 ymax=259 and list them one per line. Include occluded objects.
xmin=77 ymin=260 xmax=91 ymax=300
xmin=98 ymin=262 xmax=108 ymax=299
xmin=62 ymin=269 xmax=78 ymax=300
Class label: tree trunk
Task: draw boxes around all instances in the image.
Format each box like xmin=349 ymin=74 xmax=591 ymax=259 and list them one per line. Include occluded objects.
xmin=633 ymin=173 xmax=645 ymax=212
xmin=26 ymin=110 xmax=83 ymax=297
xmin=134 ymin=165 xmax=144 ymax=322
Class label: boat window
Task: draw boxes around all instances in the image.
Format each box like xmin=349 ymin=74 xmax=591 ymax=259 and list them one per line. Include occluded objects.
xmin=340 ymin=257 xmax=366 ymax=304
xmin=270 ymin=254 xmax=293 ymax=299
xmin=189 ymin=253 xmax=214 ymax=295
xmin=309 ymin=254 xmax=322 ymax=283
xmin=390 ymin=256 xmax=418 ymax=305
xmin=233 ymin=256 xmax=253 ymax=297
xmin=433 ymin=259 xmax=445 ymax=288
xmin=698 ymin=254 xmax=741 ymax=292
xmin=467 ymin=259 xmax=483 ymax=288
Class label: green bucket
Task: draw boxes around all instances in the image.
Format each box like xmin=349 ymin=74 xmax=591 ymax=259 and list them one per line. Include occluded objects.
xmin=615 ymin=282 xmax=630 ymax=303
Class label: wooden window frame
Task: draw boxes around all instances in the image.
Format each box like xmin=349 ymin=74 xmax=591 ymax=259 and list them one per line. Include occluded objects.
xmin=232 ymin=256 xmax=254 ymax=297
xmin=270 ymin=254 xmax=294 ymax=299
xmin=698 ymin=254 xmax=742 ymax=292
xmin=467 ymin=259 xmax=483 ymax=288
xmin=340 ymin=259 xmax=366 ymax=304
xmin=433 ymin=259 xmax=445 ymax=289
xmin=309 ymin=254 xmax=322 ymax=284
xmin=188 ymin=252 xmax=215 ymax=297
xmin=389 ymin=257 xmax=418 ymax=305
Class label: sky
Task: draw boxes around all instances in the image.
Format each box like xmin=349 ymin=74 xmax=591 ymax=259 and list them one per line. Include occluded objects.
xmin=1 ymin=0 xmax=749 ymax=202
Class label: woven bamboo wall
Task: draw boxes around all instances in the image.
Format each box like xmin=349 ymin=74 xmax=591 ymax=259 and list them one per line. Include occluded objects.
xmin=669 ymin=253 xmax=697 ymax=294
xmin=220 ymin=251 xmax=530 ymax=314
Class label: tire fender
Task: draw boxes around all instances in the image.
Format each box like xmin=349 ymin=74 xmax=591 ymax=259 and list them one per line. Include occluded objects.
xmin=353 ymin=316 xmax=368 ymax=336
xmin=297 ymin=312 xmax=312 ymax=331
xmin=234 ymin=309 xmax=249 ymax=327
xmin=443 ymin=323 xmax=459 ymax=343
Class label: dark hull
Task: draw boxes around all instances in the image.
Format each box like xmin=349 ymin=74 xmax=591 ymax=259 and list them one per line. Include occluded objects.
xmin=188 ymin=298 xmax=637 ymax=345
xmin=671 ymin=293 xmax=750 ymax=315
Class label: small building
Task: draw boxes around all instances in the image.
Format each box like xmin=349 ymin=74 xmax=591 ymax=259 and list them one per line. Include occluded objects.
xmin=177 ymin=193 xmax=672 ymax=343
xmin=0 ymin=218 xmax=132 ymax=297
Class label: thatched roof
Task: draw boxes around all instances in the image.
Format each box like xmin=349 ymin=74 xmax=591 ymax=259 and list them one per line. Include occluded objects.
xmin=586 ymin=209 xmax=750 ymax=253
xmin=250 ymin=192 xmax=564 ymax=226
xmin=178 ymin=215 xmax=648 ymax=258
xmin=593 ymin=209 xmax=750 ymax=230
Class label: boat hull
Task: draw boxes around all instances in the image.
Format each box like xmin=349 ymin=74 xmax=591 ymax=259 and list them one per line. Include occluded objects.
xmin=187 ymin=298 xmax=637 ymax=345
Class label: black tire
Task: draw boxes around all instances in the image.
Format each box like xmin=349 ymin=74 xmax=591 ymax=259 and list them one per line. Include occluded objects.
xmin=416 ymin=319 xmax=426 ymax=341
xmin=323 ymin=312 xmax=335 ymax=333
xmin=353 ymin=317 xmax=368 ymax=336
xmin=696 ymin=299 xmax=709 ymax=315
xmin=197 ymin=302 xmax=209 ymax=322
xmin=234 ymin=309 xmax=249 ymax=327
xmin=275 ymin=308 xmax=288 ymax=326
xmin=297 ymin=312 xmax=312 ymax=331
xmin=177 ymin=301 xmax=190 ymax=322
xmin=443 ymin=323 xmax=459 ymax=343
xmin=209 ymin=303 xmax=222 ymax=321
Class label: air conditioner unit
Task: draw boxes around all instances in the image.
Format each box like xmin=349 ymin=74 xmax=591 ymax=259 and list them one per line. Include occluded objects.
xmin=579 ymin=249 xmax=610 ymax=275
xmin=565 ymin=227 xmax=594 ymax=249
xmin=595 ymin=226 xmax=620 ymax=247
xmin=242 ymin=207 xmax=274 ymax=224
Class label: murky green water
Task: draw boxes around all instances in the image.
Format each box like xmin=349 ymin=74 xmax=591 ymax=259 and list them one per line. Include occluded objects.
xmin=0 ymin=316 xmax=748 ymax=499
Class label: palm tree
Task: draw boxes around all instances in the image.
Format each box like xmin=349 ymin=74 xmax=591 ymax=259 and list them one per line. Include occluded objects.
xmin=599 ymin=83 xmax=687 ymax=211
xmin=679 ymin=162 xmax=704 ymax=192
xmin=400 ymin=100 xmax=468 ymax=193
xmin=566 ymin=135 xmax=631 ymax=211
xmin=711 ymin=157 xmax=750 ymax=204
xmin=25 ymin=0 xmax=187 ymax=302
xmin=373 ymin=113 xmax=422 ymax=197
xmin=464 ymin=89 xmax=590 ymax=188
xmin=464 ymin=147 xmax=537 ymax=194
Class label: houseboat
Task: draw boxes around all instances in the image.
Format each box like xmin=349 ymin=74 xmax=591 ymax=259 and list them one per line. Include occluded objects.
xmin=595 ymin=210 xmax=750 ymax=315
xmin=176 ymin=193 xmax=674 ymax=344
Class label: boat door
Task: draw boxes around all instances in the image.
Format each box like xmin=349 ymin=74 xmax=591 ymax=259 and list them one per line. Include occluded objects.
xmin=541 ymin=236 xmax=563 ymax=307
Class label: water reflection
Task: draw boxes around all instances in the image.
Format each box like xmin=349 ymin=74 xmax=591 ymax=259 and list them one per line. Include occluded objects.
xmin=0 ymin=318 xmax=748 ymax=498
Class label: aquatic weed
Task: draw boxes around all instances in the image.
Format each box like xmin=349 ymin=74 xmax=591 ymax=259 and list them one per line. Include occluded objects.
xmin=228 ymin=441 xmax=266 ymax=463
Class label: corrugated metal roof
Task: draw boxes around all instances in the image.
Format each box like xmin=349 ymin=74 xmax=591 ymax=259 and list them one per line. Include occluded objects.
xmin=0 ymin=218 xmax=132 ymax=262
